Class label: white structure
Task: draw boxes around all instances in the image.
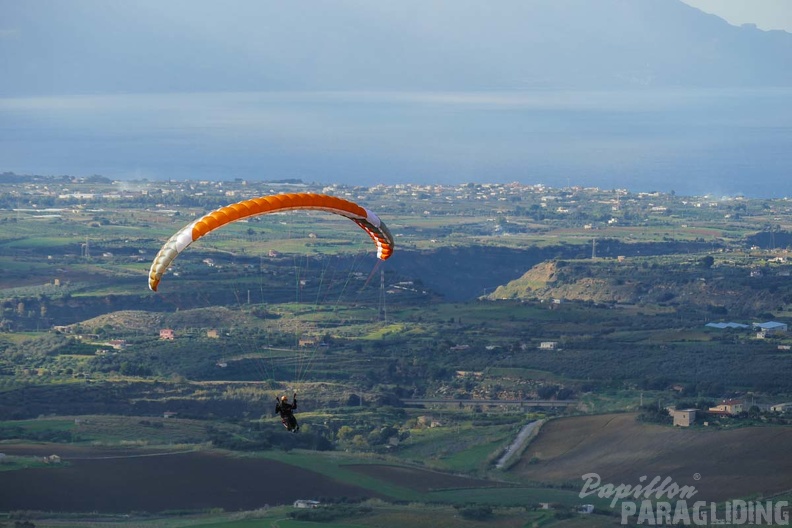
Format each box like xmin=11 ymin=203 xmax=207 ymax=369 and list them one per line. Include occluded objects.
xmin=705 ymin=322 xmax=749 ymax=329
xmin=294 ymin=500 xmax=320 ymax=509
xmin=671 ymin=409 xmax=697 ymax=427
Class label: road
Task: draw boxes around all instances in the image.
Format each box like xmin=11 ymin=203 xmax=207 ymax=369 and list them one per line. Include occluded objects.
xmin=495 ymin=419 xmax=545 ymax=469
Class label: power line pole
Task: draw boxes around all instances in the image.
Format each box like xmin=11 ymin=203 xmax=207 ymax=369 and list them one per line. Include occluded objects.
xmin=379 ymin=268 xmax=387 ymax=322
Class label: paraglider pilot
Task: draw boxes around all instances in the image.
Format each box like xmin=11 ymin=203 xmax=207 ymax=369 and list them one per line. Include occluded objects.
xmin=276 ymin=393 xmax=299 ymax=432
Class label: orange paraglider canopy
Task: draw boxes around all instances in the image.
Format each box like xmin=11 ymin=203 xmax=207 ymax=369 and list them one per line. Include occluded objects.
xmin=148 ymin=192 xmax=394 ymax=291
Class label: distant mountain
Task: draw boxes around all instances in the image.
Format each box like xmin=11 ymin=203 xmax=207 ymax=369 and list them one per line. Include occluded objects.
xmin=1 ymin=0 xmax=791 ymax=96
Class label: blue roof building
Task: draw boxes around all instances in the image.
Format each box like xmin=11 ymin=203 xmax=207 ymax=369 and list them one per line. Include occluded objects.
xmin=753 ymin=321 xmax=788 ymax=335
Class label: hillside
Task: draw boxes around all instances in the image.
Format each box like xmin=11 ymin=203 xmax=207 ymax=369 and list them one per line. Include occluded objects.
xmin=511 ymin=413 xmax=792 ymax=502
xmin=486 ymin=257 xmax=792 ymax=316
xmin=71 ymin=307 xmax=260 ymax=333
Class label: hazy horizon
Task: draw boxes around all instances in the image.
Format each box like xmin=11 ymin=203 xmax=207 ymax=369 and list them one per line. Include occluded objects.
xmin=2 ymin=88 xmax=790 ymax=199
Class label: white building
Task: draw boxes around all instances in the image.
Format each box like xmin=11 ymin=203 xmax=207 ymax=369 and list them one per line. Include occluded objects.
xmin=294 ymin=500 xmax=320 ymax=509
xmin=671 ymin=409 xmax=697 ymax=427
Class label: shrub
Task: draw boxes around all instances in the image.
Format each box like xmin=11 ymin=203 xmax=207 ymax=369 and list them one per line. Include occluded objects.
xmin=458 ymin=505 xmax=493 ymax=520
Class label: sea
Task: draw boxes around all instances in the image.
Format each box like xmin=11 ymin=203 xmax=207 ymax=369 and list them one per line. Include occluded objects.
xmin=1 ymin=88 xmax=790 ymax=199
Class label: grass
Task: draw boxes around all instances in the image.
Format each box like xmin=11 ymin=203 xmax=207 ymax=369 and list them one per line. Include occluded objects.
xmin=354 ymin=504 xmax=537 ymax=528
xmin=0 ymin=455 xmax=57 ymax=472
xmin=252 ymin=450 xmax=423 ymax=502
xmin=5 ymin=509 xmax=284 ymax=528
xmin=0 ymin=418 xmax=75 ymax=434
xmin=70 ymin=415 xmax=214 ymax=445
xmin=362 ymin=323 xmax=405 ymax=340
xmin=576 ymin=391 xmax=647 ymax=413
xmin=426 ymin=486 xmax=598 ymax=507
xmin=390 ymin=419 xmax=516 ymax=474
xmin=193 ymin=518 xmax=359 ymax=528
xmin=486 ymin=368 xmax=572 ymax=382
xmin=6 ymin=502 xmax=568 ymax=528
xmin=437 ymin=435 xmax=508 ymax=473
xmin=413 ymin=302 xmax=557 ymax=325
xmin=0 ymin=256 xmax=58 ymax=273
xmin=0 ymin=332 xmax=46 ymax=345
xmin=0 ymin=415 xmax=223 ymax=446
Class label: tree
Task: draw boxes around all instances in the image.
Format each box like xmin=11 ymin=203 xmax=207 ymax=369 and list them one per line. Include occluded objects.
xmin=337 ymin=425 xmax=355 ymax=442
xmin=699 ymin=255 xmax=714 ymax=269
xmin=458 ymin=505 xmax=492 ymax=520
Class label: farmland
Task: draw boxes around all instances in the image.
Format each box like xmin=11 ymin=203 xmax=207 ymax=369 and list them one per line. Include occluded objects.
xmin=3 ymin=413 xmax=792 ymax=525
xmin=3 ymin=175 xmax=792 ymax=525
xmin=0 ymin=444 xmax=386 ymax=513
xmin=514 ymin=413 xmax=792 ymax=502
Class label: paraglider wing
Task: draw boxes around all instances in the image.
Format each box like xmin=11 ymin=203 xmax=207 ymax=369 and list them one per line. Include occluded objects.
xmin=148 ymin=193 xmax=394 ymax=291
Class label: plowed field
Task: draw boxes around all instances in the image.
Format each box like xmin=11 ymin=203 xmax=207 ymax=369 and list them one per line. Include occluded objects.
xmin=512 ymin=413 xmax=792 ymax=501
xmin=0 ymin=444 xmax=382 ymax=513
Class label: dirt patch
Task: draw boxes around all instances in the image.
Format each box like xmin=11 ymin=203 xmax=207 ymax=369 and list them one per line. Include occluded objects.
xmin=346 ymin=464 xmax=507 ymax=492
xmin=511 ymin=413 xmax=792 ymax=501
xmin=0 ymin=444 xmax=383 ymax=513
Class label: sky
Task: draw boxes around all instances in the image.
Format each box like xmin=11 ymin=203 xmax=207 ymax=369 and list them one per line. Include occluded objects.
xmin=680 ymin=0 xmax=792 ymax=31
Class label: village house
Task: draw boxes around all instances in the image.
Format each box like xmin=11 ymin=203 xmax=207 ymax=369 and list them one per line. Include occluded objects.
xmin=159 ymin=329 xmax=175 ymax=340
xmin=539 ymin=341 xmax=558 ymax=350
xmin=708 ymin=399 xmax=743 ymax=415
